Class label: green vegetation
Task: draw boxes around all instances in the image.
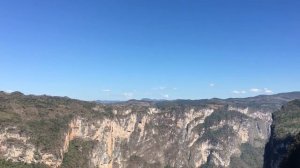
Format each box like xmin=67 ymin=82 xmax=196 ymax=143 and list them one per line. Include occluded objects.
xmin=204 ymin=109 xmax=248 ymax=129
xmin=61 ymin=139 xmax=95 ymax=168
xmin=264 ymin=99 xmax=300 ymax=168
xmin=25 ymin=115 xmax=73 ymax=154
xmin=155 ymin=100 xmax=209 ymax=113
xmin=239 ymin=143 xmax=263 ymax=168
xmin=164 ymin=165 xmax=174 ymax=168
xmin=0 ymin=92 xmax=110 ymax=155
xmin=280 ymin=132 xmax=300 ymax=168
xmin=0 ymin=159 xmax=48 ymax=168
xmin=194 ymin=109 xmax=248 ymax=143
xmin=229 ymin=144 xmax=264 ymax=168
xmin=273 ymin=100 xmax=300 ymax=138
xmin=0 ymin=111 xmax=21 ymax=124
xmin=127 ymin=155 xmax=162 ymax=168
xmin=0 ymin=92 xmax=300 ymax=167
xmin=200 ymin=164 xmax=215 ymax=168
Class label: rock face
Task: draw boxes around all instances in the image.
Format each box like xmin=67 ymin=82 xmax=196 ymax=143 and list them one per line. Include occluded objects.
xmin=264 ymin=99 xmax=300 ymax=168
xmin=1 ymin=91 xmax=300 ymax=168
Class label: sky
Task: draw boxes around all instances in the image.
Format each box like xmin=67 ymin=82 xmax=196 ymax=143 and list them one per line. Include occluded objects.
xmin=0 ymin=0 xmax=300 ymax=101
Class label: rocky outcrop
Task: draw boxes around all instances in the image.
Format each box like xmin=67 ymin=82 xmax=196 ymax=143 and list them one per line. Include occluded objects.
xmin=264 ymin=100 xmax=300 ymax=168
xmin=1 ymin=91 xmax=300 ymax=168
xmin=0 ymin=126 xmax=61 ymax=167
xmin=0 ymin=106 xmax=272 ymax=168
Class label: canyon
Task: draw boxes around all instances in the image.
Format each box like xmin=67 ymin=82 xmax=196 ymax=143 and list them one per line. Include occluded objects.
xmin=0 ymin=91 xmax=300 ymax=168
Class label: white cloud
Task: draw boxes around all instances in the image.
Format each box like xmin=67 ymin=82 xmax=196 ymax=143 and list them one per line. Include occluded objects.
xmin=233 ymin=90 xmax=247 ymax=94
xmin=264 ymin=88 xmax=273 ymax=94
xmin=162 ymin=94 xmax=169 ymax=98
xmin=152 ymin=86 xmax=178 ymax=91
xmin=209 ymin=83 xmax=215 ymax=87
xmin=122 ymin=92 xmax=134 ymax=99
xmin=250 ymin=88 xmax=261 ymax=93
xmin=249 ymin=88 xmax=274 ymax=94
xmin=159 ymin=87 xmax=166 ymax=90
xmin=152 ymin=86 xmax=166 ymax=90
xmin=102 ymin=89 xmax=111 ymax=92
xmin=234 ymin=87 xmax=273 ymax=95
xmin=240 ymin=90 xmax=247 ymax=94
xmin=5 ymin=90 xmax=13 ymax=93
xmin=233 ymin=90 xmax=241 ymax=94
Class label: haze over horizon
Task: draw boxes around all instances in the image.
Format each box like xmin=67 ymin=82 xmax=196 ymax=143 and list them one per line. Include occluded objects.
xmin=1 ymin=0 xmax=300 ymax=100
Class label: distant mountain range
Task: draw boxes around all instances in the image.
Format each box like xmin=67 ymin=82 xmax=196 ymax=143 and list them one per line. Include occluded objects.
xmin=0 ymin=91 xmax=300 ymax=168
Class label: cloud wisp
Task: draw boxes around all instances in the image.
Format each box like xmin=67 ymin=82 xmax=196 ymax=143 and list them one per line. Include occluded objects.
xmin=263 ymin=88 xmax=273 ymax=94
xmin=122 ymin=92 xmax=134 ymax=99
xmin=233 ymin=88 xmax=274 ymax=95
xmin=152 ymin=86 xmax=166 ymax=90
xmin=162 ymin=94 xmax=169 ymax=99
xmin=102 ymin=89 xmax=111 ymax=92
xmin=250 ymin=88 xmax=261 ymax=93
xmin=249 ymin=88 xmax=273 ymax=94
xmin=209 ymin=83 xmax=215 ymax=87
xmin=233 ymin=90 xmax=247 ymax=94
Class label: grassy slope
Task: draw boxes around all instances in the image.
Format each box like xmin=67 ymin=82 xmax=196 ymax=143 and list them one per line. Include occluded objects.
xmin=61 ymin=139 xmax=95 ymax=168
xmin=0 ymin=159 xmax=48 ymax=168
xmin=273 ymin=99 xmax=300 ymax=139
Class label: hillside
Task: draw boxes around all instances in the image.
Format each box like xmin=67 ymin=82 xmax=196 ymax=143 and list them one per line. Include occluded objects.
xmin=264 ymin=99 xmax=300 ymax=168
xmin=1 ymin=91 xmax=300 ymax=168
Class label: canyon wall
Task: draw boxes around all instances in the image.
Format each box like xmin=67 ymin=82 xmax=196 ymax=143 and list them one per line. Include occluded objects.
xmin=1 ymin=91 xmax=300 ymax=168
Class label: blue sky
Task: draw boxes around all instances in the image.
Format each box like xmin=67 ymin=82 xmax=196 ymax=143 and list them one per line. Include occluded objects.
xmin=0 ymin=0 xmax=300 ymax=100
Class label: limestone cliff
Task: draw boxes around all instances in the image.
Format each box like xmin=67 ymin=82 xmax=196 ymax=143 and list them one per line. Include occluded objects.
xmin=1 ymin=91 xmax=300 ymax=168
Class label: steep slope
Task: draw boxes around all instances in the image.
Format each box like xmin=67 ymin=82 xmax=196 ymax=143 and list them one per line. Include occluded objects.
xmin=0 ymin=91 xmax=300 ymax=168
xmin=264 ymin=100 xmax=300 ymax=168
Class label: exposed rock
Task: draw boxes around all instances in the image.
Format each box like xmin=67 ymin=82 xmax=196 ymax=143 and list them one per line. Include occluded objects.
xmin=0 ymin=91 xmax=300 ymax=168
